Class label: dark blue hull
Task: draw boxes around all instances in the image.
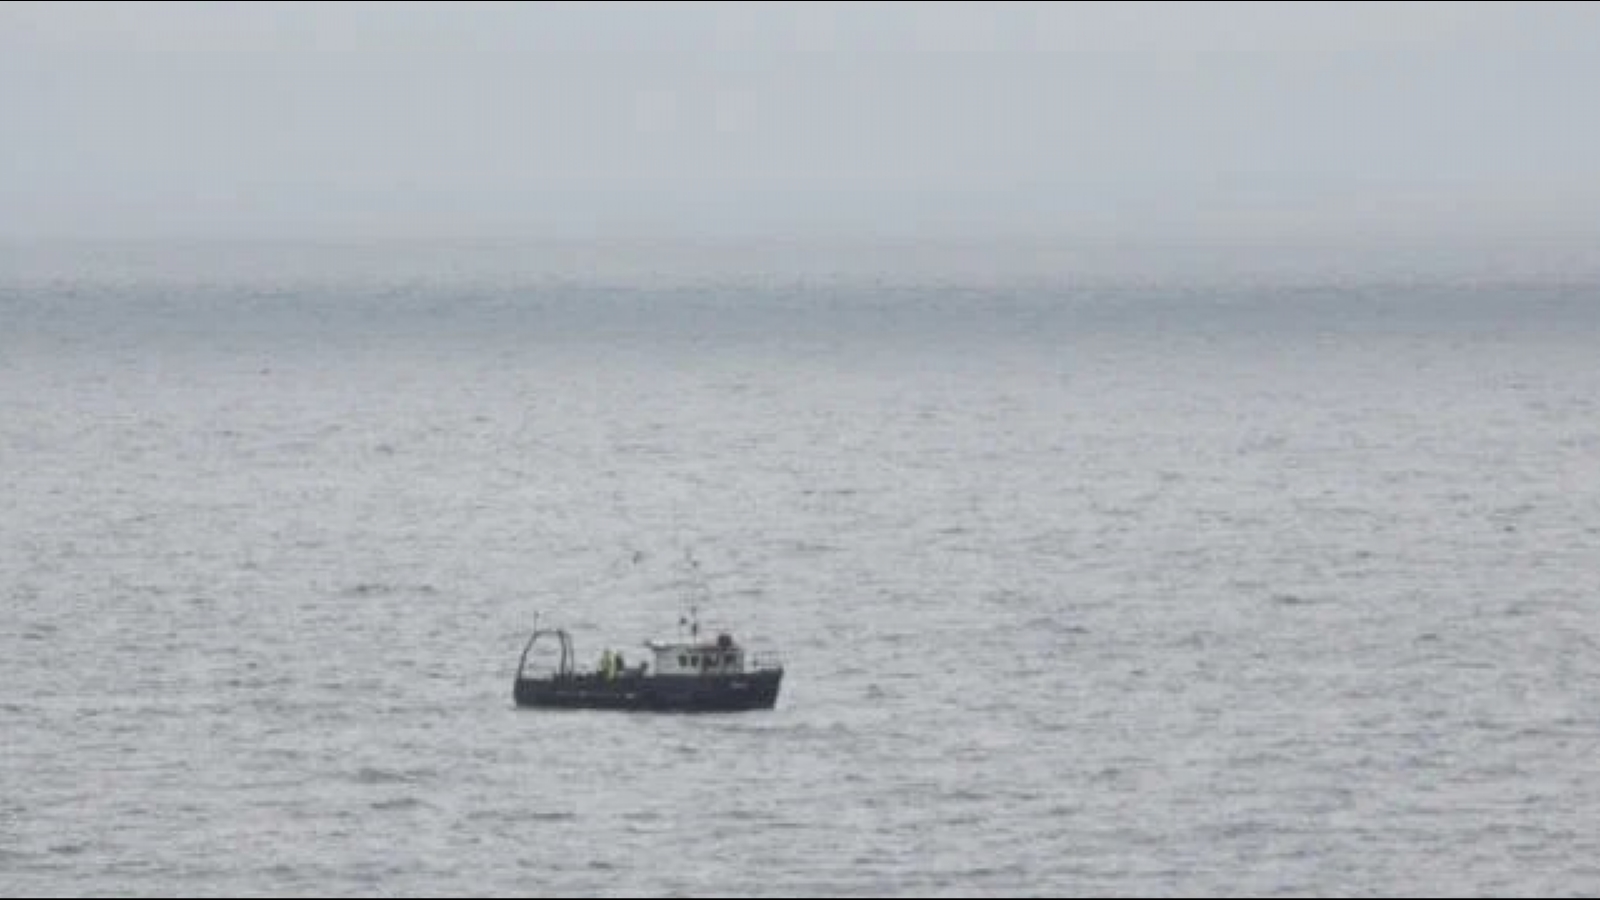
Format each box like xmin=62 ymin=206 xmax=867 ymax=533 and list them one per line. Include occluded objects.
xmin=514 ymin=670 xmax=783 ymax=713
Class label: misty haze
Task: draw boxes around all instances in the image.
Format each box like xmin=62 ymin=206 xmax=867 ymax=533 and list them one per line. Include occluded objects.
xmin=3 ymin=3 xmax=1598 ymax=897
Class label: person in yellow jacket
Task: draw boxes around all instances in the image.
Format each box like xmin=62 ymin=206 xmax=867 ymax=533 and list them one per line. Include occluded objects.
xmin=599 ymin=649 xmax=617 ymax=681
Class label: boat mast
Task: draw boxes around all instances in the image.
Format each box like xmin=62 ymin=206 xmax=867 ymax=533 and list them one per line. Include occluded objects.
xmin=679 ymin=550 xmax=708 ymax=640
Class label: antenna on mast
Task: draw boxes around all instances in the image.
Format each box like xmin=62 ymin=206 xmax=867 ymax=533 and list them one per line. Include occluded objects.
xmin=679 ymin=549 xmax=706 ymax=640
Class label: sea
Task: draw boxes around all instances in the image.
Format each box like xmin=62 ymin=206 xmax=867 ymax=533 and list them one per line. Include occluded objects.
xmin=3 ymin=241 xmax=1598 ymax=896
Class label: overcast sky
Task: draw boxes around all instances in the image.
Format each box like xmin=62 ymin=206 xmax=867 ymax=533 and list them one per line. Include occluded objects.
xmin=3 ymin=1 xmax=1599 ymax=252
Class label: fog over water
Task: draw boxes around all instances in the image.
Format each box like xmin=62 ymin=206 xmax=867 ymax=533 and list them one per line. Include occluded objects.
xmin=4 ymin=4 xmax=1600 ymax=896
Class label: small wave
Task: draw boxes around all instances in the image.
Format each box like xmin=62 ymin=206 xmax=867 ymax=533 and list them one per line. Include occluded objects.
xmin=1021 ymin=617 xmax=1090 ymax=635
xmin=954 ymin=863 xmax=1027 ymax=879
xmin=350 ymin=766 xmax=435 ymax=785
xmin=341 ymin=583 xmax=440 ymax=599
xmin=790 ymin=541 xmax=841 ymax=555
xmin=370 ymin=797 xmax=429 ymax=812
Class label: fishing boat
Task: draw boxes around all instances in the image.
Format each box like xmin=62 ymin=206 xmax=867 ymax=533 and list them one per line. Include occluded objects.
xmin=513 ymin=610 xmax=784 ymax=713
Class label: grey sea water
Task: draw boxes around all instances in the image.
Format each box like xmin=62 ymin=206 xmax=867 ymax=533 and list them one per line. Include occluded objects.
xmin=3 ymin=247 xmax=1599 ymax=896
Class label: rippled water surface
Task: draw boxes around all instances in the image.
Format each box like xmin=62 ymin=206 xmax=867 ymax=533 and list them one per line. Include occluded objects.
xmin=4 ymin=257 xmax=1599 ymax=896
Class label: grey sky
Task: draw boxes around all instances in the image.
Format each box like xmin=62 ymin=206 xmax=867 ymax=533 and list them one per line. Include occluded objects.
xmin=3 ymin=1 xmax=1599 ymax=250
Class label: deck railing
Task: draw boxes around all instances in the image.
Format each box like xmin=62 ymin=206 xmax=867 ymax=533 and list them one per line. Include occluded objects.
xmin=749 ymin=651 xmax=785 ymax=672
